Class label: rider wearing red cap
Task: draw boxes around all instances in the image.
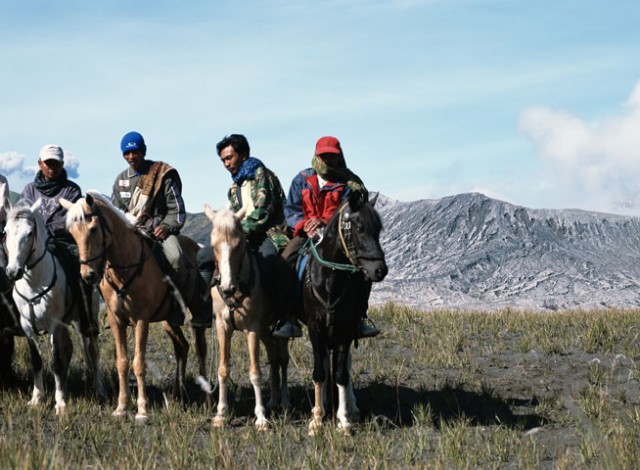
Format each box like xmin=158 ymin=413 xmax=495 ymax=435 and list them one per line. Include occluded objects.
xmin=273 ymin=136 xmax=380 ymax=339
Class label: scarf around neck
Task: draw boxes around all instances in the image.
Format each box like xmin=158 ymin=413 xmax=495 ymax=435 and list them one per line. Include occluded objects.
xmin=34 ymin=169 xmax=69 ymax=197
xmin=232 ymin=157 xmax=264 ymax=185
xmin=311 ymin=155 xmax=368 ymax=202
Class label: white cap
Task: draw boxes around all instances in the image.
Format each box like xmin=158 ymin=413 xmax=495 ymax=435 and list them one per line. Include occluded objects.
xmin=39 ymin=144 xmax=64 ymax=162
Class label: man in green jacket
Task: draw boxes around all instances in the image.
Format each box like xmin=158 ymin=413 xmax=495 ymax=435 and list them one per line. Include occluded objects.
xmin=197 ymin=134 xmax=290 ymax=317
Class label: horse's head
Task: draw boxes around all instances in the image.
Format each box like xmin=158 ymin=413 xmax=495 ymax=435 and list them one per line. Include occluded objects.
xmin=4 ymin=200 xmax=46 ymax=281
xmin=339 ymin=192 xmax=388 ymax=282
xmin=204 ymin=204 xmax=248 ymax=296
xmin=62 ymin=192 xmax=111 ymax=284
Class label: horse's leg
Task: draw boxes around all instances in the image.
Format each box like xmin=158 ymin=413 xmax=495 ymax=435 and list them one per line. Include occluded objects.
xmin=51 ymin=325 xmax=73 ymax=416
xmin=334 ymin=344 xmax=354 ymax=434
xmin=308 ymin=332 xmax=328 ymax=436
xmin=25 ymin=335 xmax=44 ymax=406
xmin=345 ymin=350 xmax=360 ymax=418
xmin=265 ymin=332 xmax=291 ymax=408
xmin=247 ymin=329 xmax=267 ymax=430
xmin=110 ymin=318 xmax=131 ymax=417
xmin=161 ymin=322 xmax=189 ymax=401
xmin=133 ymin=320 xmax=150 ymax=421
xmin=192 ymin=325 xmax=212 ymax=406
xmin=278 ymin=338 xmax=291 ymax=408
xmin=192 ymin=325 xmax=208 ymax=379
xmin=79 ymin=330 xmax=105 ymax=402
xmin=212 ymin=321 xmax=231 ymax=428
xmin=261 ymin=333 xmax=282 ymax=409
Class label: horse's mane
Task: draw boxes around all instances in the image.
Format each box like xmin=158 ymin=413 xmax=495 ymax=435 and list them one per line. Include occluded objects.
xmin=65 ymin=190 xmax=136 ymax=229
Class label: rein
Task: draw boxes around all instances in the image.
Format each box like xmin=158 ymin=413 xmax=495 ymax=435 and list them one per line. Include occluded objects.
xmin=307 ymin=204 xmax=361 ymax=274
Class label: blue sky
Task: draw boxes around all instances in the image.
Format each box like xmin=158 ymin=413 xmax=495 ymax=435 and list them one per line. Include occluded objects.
xmin=2 ymin=0 xmax=640 ymax=214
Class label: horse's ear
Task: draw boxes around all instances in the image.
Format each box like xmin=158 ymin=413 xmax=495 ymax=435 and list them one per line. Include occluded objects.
xmin=204 ymin=204 xmax=216 ymax=222
xmin=369 ymin=191 xmax=379 ymax=208
xmin=85 ymin=193 xmax=94 ymax=207
xmin=60 ymin=198 xmax=73 ymax=210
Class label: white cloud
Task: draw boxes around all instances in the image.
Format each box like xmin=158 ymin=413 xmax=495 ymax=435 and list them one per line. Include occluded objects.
xmin=0 ymin=151 xmax=26 ymax=174
xmin=519 ymin=81 xmax=640 ymax=214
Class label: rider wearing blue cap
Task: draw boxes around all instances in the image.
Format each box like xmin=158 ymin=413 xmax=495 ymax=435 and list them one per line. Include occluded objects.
xmin=112 ymin=131 xmax=210 ymax=327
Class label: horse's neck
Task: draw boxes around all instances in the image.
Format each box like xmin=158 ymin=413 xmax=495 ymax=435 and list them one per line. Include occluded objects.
xmin=102 ymin=208 xmax=144 ymax=265
xmin=317 ymin=233 xmax=346 ymax=264
xmin=23 ymin=243 xmax=57 ymax=286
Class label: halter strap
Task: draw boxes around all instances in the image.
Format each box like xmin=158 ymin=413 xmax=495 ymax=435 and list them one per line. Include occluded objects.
xmin=78 ymin=209 xmax=111 ymax=267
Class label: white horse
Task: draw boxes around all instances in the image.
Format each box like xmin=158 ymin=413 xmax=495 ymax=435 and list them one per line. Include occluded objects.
xmin=4 ymin=201 xmax=104 ymax=415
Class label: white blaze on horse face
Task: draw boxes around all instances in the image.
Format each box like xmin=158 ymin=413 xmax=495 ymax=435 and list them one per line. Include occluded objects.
xmin=5 ymin=217 xmax=34 ymax=274
xmin=218 ymin=241 xmax=232 ymax=291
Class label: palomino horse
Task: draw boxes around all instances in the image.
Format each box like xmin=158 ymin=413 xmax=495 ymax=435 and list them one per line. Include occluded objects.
xmin=61 ymin=191 xmax=208 ymax=421
xmin=203 ymin=205 xmax=290 ymax=430
xmin=298 ymin=193 xmax=387 ymax=435
xmin=4 ymin=201 xmax=104 ymax=414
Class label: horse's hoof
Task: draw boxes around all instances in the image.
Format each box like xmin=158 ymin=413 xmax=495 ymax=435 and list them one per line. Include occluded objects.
xmin=212 ymin=416 xmax=225 ymax=428
xmin=308 ymin=420 xmax=322 ymax=436
xmin=55 ymin=405 xmax=67 ymax=416
xmin=255 ymin=419 xmax=269 ymax=431
xmin=338 ymin=422 xmax=353 ymax=436
xmin=112 ymin=409 xmax=127 ymax=418
xmin=135 ymin=413 xmax=149 ymax=423
xmin=27 ymin=399 xmax=40 ymax=407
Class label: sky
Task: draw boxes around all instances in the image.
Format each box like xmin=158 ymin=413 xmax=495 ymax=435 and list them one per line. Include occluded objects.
xmin=1 ymin=0 xmax=640 ymax=215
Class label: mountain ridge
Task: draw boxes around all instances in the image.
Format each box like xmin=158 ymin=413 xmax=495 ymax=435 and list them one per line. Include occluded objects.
xmin=182 ymin=193 xmax=640 ymax=312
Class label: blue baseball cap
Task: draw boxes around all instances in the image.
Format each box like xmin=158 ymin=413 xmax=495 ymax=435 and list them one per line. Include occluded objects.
xmin=120 ymin=131 xmax=147 ymax=155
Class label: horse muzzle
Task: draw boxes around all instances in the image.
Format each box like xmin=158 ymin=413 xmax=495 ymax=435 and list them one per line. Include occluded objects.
xmin=361 ymin=260 xmax=388 ymax=282
xmin=81 ymin=268 xmax=101 ymax=285
xmin=6 ymin=266 xmax=23 ymax=282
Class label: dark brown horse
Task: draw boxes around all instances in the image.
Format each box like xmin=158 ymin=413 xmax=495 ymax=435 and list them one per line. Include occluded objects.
xmin=62 ymin=192 xmax=208 ymax=421
xmin=298 ymin=193 xmax=387 ymax=435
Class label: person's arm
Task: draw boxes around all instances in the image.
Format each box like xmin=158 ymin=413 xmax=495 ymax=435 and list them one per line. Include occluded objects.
xmin=240 ymin=168 xmax=284 ymax=236
xmin=285 ymin=173 xmax=306 ymax=236
xmin=111 ymin=173 xmax=129 ymax=212
xmin=156 ymin=171 xmax=186 ymax=237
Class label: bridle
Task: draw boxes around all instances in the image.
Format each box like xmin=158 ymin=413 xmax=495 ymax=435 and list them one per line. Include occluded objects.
xmin=214 ymin=236 xmax=256 ymax=330
xmin=77 ymin=208 xmax=110 ymax=273
xmin=76 ymin=204 xmax=154 ymax=315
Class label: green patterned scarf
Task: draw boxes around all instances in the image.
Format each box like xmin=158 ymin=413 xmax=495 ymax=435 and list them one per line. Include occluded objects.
xmin=34 ymin=169 xmax=69 ymax=197
xmin=311 ymin=155 xmax=368 ymax=204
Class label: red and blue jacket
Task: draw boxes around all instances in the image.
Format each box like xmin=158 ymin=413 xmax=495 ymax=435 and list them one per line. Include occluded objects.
xmin=284 ymin=168 xmax=351 ymax=237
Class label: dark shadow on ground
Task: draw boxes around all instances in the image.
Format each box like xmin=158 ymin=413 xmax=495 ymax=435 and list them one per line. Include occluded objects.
xmin=355 ymin=382 xmax=549 ymax=430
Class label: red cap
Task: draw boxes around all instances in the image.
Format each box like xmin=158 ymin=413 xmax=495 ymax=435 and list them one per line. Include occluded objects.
xmin=315 ymin=136 xmax=342 ymax=155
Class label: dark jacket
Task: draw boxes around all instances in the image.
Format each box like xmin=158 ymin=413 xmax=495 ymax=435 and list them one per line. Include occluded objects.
xmin=112 ymin=160 xmax=186 ymax=234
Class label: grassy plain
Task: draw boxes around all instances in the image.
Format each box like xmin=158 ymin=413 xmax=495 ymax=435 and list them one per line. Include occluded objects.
xmin=1 ymin=303 xmax=640 ymax=468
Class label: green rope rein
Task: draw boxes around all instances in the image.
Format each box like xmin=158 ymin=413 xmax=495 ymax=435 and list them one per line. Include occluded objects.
xmin=305 ymin=238 xmax=361 ymax=273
